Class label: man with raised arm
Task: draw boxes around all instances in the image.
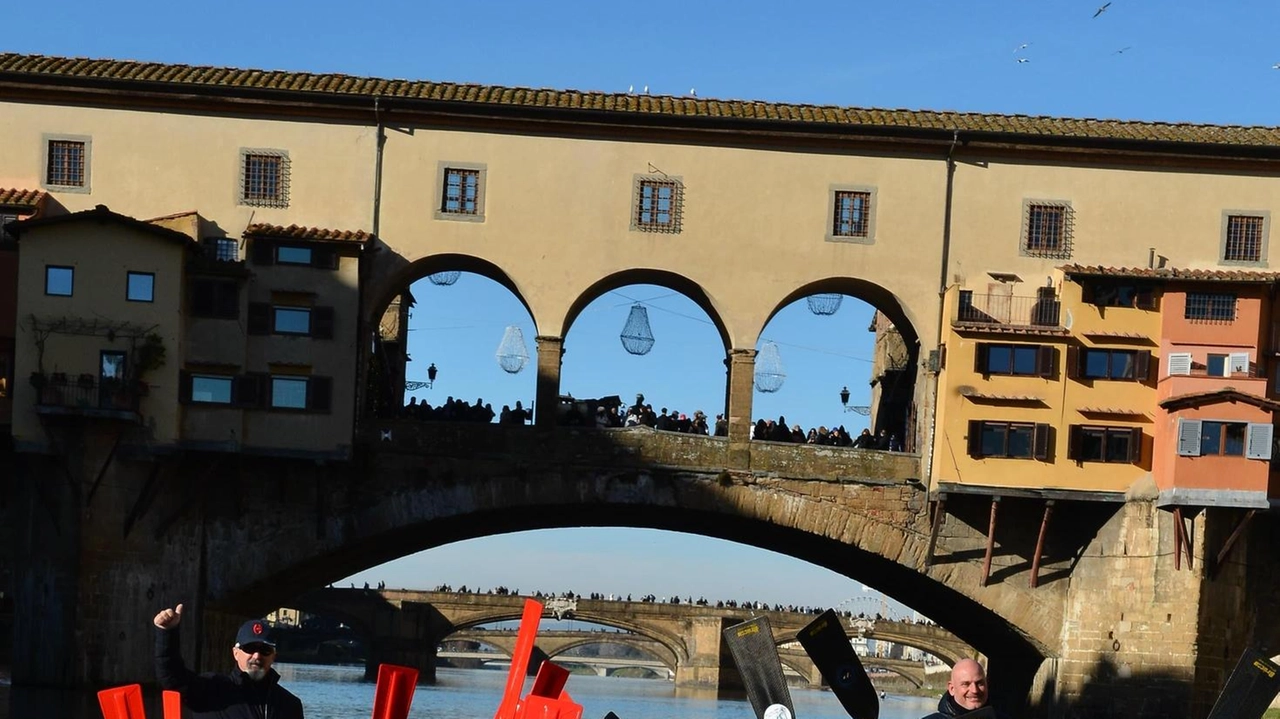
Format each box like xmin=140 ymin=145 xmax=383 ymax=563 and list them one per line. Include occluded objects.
xmin=922 ymin=659 xmax=996 ymax=719
xmin=154 ymin=603 xmax=305 ymax=719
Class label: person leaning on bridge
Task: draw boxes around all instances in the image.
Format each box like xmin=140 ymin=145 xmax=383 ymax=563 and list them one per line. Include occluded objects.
xmin=153 ymin=603 xmax=305 ymax=719
xmin=922 ymin=658 xmax=1002 ymax=719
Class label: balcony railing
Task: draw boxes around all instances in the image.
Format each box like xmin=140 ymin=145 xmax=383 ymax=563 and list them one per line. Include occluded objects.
xmin=955 ymin=292 xmax=1061 ymax=329
xmin=33 ymin=376 xmax=141 ymax=415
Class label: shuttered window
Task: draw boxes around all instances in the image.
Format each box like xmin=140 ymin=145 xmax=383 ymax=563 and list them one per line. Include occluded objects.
xmin=967 ymin=420 xmax=1051 ymax=460
xmin=1176 ymin=418 xmax=1273 ymax=459
xmin=1068 ymin=425 xmax=1141 ymax=463
xmin=1167 ymin=353 xmax=1192 ymax=376
xmin=974 ymin=343 xmax=1055 ymax=377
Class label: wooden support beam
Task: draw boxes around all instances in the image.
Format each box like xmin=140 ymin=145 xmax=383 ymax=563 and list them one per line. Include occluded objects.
xmin=924 ymin=493 xmax=947 ymax=569
xmin=1173 ymin=507 xmax=1187 ymax=571
xmin=1029 ymin=500 xmax=1055 ymax=589
xmin=1212 ymin=509 xmax=1256 ymax=579
xmin=981 ymin=496 xmax=1001 ymax=586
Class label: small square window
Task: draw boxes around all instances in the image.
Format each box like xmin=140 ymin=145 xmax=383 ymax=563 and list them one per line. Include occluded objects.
xmin=276 ymin=246 xmax=313 ymax=265
xmin=271 ymin=376 xmax=309 ymax=409
xmin=213 ymin=238 xmax=239 ymax=262
xmin=240 ymin=149 xmax=290 ymax=208
xmin=434 ymin=162 xmax=487 ymax=222
xmin=1206 ymin=354 xmax=1227 ymax=377
xmin=191 ymin=376 xmax=234 ymax=404
xmin=127 ymin=272 xmax=155 ymax=303
xmin=632 ymin=176 xmax=683 ymax=233
xmin=1021 ymin=200 xmax=1073 ymax=258
xmin=45 ymin=266 xmax=73 ymax=296
xmin=273 ymin=306 xmax=312 ymax=335
xmin=833 ymin=191 xmax=871 ymax=237
xmin=45 ymin=138 xmax=87 ymax=189
xmin=1222 ymin=212 xmax=1268 ymax=265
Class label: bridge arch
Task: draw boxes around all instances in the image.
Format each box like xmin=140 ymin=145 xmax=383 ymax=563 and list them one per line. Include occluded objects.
xmin=559 ymin=269 xmax=732 ymax=351
xmin=757 ymin=277 xmax=920 ymax=350
xmin=441 ymin=609 xmax=689 ymax=669
xmin=368 ymin=252 xmax=540 ymax=334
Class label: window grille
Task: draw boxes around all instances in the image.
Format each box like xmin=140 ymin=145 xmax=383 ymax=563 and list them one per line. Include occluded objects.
xmin=1022 ymin=202 xmax=1073 ymax=258
xmin=213 ymin=238 xmax=238 ymax=262
xmin=240 ymin=150 xmax=290 ymax=208
xmin=1224 ymin=215 xmax=1264 ymax=262
xmin=47 ymin=140 xmax=86 ymax=187
xmin=634 ymin=178 xmax=683 ymax=233
xmin=832 ymin=191 xmax=871 ymax=238
xmin=1184 ymin=293 xmax=1236 ymax=322
xmin=442 ymin=168 xmax=481 ymax=215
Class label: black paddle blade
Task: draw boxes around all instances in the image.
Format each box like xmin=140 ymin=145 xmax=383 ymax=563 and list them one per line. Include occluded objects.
xmin=797 ymin=609 xmax=879 ymax=719
xmin=722 ymin=616 xmax=795 ymax=719
xmin=603 ymin=713 xmax=621 ymax=719
xmin=1205 ymin=647 xmax=1280 ymax=719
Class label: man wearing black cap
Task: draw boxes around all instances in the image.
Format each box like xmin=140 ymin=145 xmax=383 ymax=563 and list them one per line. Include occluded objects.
xmin=154 ymin=603 xmax=305 ymax=718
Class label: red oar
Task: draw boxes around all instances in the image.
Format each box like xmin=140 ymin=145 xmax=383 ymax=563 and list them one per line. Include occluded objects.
xmin=162 ymin=690 xmax=182 ymax=719
xmin=97 ymin=684 xmax=145 ymax=719
xmin=495 ymin=598 xmax=544 ymax=719
xmin=372 ymin=663 xmax=420 ymax=719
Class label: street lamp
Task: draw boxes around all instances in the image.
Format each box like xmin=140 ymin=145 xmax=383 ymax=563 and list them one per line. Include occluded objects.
xmin=840 ymin=386 xmax=851 ymax=407
xmin=427 ymin=363 xmax=438 ymax=388
xmin=840 ymin=385 xmax=871 ymax=416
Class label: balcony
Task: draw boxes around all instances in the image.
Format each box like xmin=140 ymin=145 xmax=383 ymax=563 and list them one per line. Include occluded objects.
xmin=953 ymin=292 xmax=1064 ymax=334
xmin=32 ymin=374 xmax=142 ymax=420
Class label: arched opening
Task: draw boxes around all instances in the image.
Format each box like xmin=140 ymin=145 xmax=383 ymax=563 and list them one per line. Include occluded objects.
xmin=752 ymin=280 xmax=921 ymax=451
xmin=367 ymin=255 xmax=538 ymax=424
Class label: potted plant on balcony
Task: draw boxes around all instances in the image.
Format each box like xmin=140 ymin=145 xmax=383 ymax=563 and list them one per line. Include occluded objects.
xmin=130 ymin=332 xmax=166 ymax=398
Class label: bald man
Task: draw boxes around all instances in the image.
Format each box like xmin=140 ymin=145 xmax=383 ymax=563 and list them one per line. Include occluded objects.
xmin=922 ymin=659 xmax=991 ymax=719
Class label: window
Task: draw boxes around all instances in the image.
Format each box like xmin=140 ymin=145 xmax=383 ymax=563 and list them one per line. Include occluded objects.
xmin=190 ymin=279 xmax=239 ymax=319
xmin=434 ymin=162 xmax=486 ymax=222
xmin=1083 ymin=283 xmax=1155 ymax=309
xmin=1167 ymin=352 xmax=1192 ymax=376
xmin=276 ymin=246 xmax=312 ymax=265
xmin=632 ymin=176 xmax=683 ymax=233
xmin=269 ymin=375 xmax=332 ymax=412
xmin=1021 ymin=201 xmax=1073 ymax=258
xmin=273 ymin=307 xmax=311 ymax=335
xmin=1177 ymin=418 xmax=1273 ymax=459
xmin=1070 ymin=347 xmax=1150 ymax=381
xmin=45 ymin=266 xmax=73 ymax=296
xmin=1 ymin=213 xmax=17 ymax=243
xmin=1185 ymin=293 xmax=1236 ymax=322
xmin=1222 ymin=212 xmax=1269 ymax=264
xmin=213 ymin=238 xmax=238 ymax=262
xmin=191 ymin=376 xmax=234 ymax=404
xmin=1068 ymin=426 xmax=1141 ymax=463
xmin=827 ymin=187 xmax=877 ymax=243
xmin=43 ymin=135 xmax=91 ymax=191
xmin=974 ymin=343 xmax=1054 ymax=377
xmin=239 ymin=149 xmax=289 ymax=207
xmin=127 ymin=272 xmax=155 ymax=303
xmin=967 ymin=420 xmax=1051 ymax=460
xmin=1206 ymin=354 xmax=1227 ymax=377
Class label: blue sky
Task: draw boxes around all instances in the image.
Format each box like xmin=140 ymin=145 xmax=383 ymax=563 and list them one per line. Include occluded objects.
xmin=15 ymin=0 xmax=1280 ymax=613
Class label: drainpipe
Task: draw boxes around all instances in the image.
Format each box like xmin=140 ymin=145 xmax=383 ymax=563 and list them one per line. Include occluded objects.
xmin=924 ymin=130 xmax=960 ymax=487
xmin=354 ymin=98 xmax=387 ymax=437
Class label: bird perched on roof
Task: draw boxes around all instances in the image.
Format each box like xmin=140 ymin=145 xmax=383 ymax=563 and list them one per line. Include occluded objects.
xmin=689 ymin=88 xmax=697 ymax=97
xmin=1093 ymin=2 xmax=1111 ymax=18
xmin=628 ymin=85 xmax=634 ymax=94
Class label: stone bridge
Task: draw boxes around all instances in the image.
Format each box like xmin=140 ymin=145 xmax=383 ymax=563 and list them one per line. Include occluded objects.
xmin=289 ymin=587 xmax=970 ymax=687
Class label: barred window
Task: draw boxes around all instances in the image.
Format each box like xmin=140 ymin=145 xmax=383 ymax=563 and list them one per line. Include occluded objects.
xmin=1021 ymin=201 xmax=1073 ymax=258
xmin=46 ymin=139 xmax=86 ymax=188
xmin=634 ymin=178 xmax=682 ymax=232
xmin=213 ymin=238 xmax=239 ymax=262
xmin=1184 ymin=292 xmax=1236 ymax=322
xmin=442 ymin=168 xmax=481 ymax=215
xmin=832 ymin=191 xmax=871 ymax=238
xmin=1224 ymin=214 xmax=1265 ymax=263
xmin=240 ymin=150 xmax=290 ymax=207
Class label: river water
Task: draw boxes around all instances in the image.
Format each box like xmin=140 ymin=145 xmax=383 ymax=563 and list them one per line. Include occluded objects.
xmin=1 ymin=664 xmax=938 ymax=719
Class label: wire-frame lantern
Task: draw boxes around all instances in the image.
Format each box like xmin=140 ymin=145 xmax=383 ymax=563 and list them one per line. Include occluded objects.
xmin=495 ymin=326 xmax=530 ymax=374
xmin=428 ymin=271 xmax=461 ymax=286
xmin=620 ymin=304 xmax=655 ymax=356
xmin=807 ymin=293 xmax=843 ymax=316
xmin=754 ymin=341 xmax=786 ymax=393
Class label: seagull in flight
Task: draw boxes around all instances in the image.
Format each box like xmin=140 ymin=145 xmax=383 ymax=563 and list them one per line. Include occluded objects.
xmin=1273 ymin=63 xmax=1280 ymax=69
xmin=1093 ymin=2 xmax=1111 ymax=18
xmin=1114 ymin=46 xmax=1132 ymax=54
xmin=1014 ymin=43 xmax=1031 ymax=53
xmin=1017 ymin=57 xmax=1030 ymax=64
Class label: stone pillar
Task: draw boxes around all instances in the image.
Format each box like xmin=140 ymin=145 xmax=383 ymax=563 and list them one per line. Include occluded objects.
xmin=534 ymin=336 xmax=564 ymax=429
xmin=674 ymin=615 xmax=726 ymax=693
xmin=365 ymin=636 xmax=437 ymax=683
xmin=725 ymin=349 xmax=756 ymax=468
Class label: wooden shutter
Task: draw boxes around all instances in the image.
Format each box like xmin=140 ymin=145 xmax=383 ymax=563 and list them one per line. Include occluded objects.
xmin=973 ymin=344 xmax=989 ymax=374
xmin=1167 ymin=352 xmax=1192 ymax=376
xmin=1229 ymin=352 xmax=1251 ymax=376
xmin=307 ymin=376 xmax=333 ymax=413
xmin=1246 ymin=423 xmax=1273 ymax=460
xmin=1134 ymin=351 xmax=1151 ymax=381
xmin=234 ymin=373 xmax=267 ymax=408
xmin=1177 ymin=418 xmax=1202 ymax=456
xmin=312 ymin=306 xmax=335 ymax=340
xmin=967 ymin=420 xmax=984 ymax=458
xmin=178 ymin=370 xmax=193 ymax=404
xmin=1037 ymin=346 xmax=1056 ymax=378
xmin=1127 ymin=427 xmax=1143 ymax=463
xmin=1033 ymin=424 xmax=1051 ymax=461
xmin=1066 ymin=345 xmax=1080 ymax=380
xmin=1135 ymin=288 xmax=1156 ymax=310
xmin=247 ymin=302 xmax=271 ymax=335
xmin=1067 ymin=425 xmax=1082 ymax=460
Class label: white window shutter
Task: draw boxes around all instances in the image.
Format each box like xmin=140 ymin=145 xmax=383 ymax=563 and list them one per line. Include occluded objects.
xmin=1167 ymin=352 xmax=1192 ymax=376
xmin=1229 ymin=352 xmax=1251 ymax=375
xmin=1246 ymin=423 xmax=1273 ymax=460
xmin=1177 ymin=418 xmax=1202 ymax=456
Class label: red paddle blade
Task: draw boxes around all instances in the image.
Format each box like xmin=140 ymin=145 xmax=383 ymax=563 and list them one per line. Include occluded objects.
xmin=529 ymin=661 xmax=570 ymax=699
xmin=162 ymin=690 xmax=182 ymax=719
xmin=495 ymin=598 xmax=544 ymax=719
xmin=97 ymin=684 xmax=146 ymax=719
xmin=372 ymin=663 xmax=420 ymax=719
xmin=516 ymin=694 xmax=584 ymax=719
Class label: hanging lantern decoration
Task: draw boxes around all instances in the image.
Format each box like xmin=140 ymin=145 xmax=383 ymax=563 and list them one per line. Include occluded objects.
xmin=428 ymin=271 xmax=461 ymax=286
xmin=754 ymin=341 xmax=786 ymax=393
xmin=620 ymin=304 xmax=655 ymax=356
xmin=495 ymin=325 xmax=530 ymax=374
xmin=807 ymin=293 xmax=843 ymax=316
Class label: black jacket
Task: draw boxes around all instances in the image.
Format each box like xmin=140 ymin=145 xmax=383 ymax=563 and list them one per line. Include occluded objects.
xmin=921 ymin=693 xmax=1004 ymax=719
xmin=155 ymin=627 xmax=304 ymax=719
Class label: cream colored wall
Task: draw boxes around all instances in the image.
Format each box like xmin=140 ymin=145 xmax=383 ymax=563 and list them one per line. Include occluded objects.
xmin=12 ymin=222 xmax=184 ymax=447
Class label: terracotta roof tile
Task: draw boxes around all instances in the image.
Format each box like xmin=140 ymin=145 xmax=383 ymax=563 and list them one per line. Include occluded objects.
xmin=4 ymin=53 xmax=1280 ymax=150
xmin=1159 ymin=389 xmax=1280 ymax=412
xmin=1060 ymin=264 xmax=1280 ymax=283
xmin=245 ymin=223 xmax=373 ymax=243
xmin=0 ymin=187 xmax=47 ymax=209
